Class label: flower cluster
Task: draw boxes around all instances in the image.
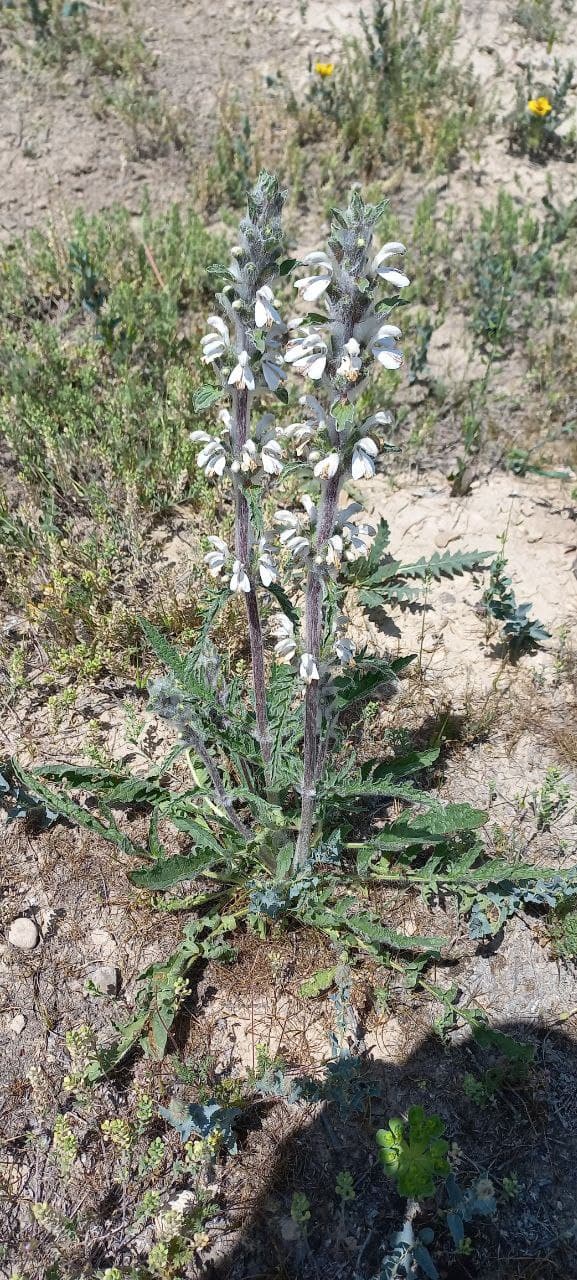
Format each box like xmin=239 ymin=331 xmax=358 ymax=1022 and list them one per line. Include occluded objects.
xmin=188 ymin=178 xmax=409 ymax=862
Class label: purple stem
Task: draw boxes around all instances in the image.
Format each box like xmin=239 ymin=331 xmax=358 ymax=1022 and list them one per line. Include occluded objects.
xmin=293 ymin=468 xmax=342 ymax=869
xmin=231 ymin=387 xmax=273 ymax=780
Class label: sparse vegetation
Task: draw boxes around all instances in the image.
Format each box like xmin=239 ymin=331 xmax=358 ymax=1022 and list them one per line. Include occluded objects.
xmin=1 ymin=0 xmax=577 ymax=1277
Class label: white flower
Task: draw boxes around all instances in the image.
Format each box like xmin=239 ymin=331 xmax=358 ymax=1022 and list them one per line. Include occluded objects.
xmin=371 ymin=324 xmax=403 ymax=370
xmin=285 ymin=333 xmax=328 ymax=380
xmin=363 ymin=410 xmax=393 ymax=431
xmin=300 ymin=494 xmax=317 ymax=523
xmin=351 ymin=437 xmax=379 ymax=480
xmin=372 ymin=242 xmax=410 ymax=289
xmin=189 ymin=429 xmax=212 ymax=445
xmin=337 ymin=338 xmax=362 ymax=383
xmin=204 ymin=536 xmax=229 ymax=577
xmin=279 ymin=420 xmax=315 ymax=455
xmin=261 ymin=353 xmax=285 ymax=391
xmin=335 ymin=634 xmax=356 ymax=664
xmin=271 ymin=612 xmax=297 ymax=662
xmin=314 ymin=452 xmax=339 ymax=480
xmin=260 ymin=439 xmax=283 ymax=475
xmin=197 ymin=438 xmax=227 ymax=477
xmin=239 ymin=440 xmax=259 ymax=473
xmin=280 ymin=530 xmax=310 ymax=559
xmin=299 ymin=652 xmax=319 ymax=683
xmin=294 ymin=251 xmax=333 ymax=303
xmin=228 ymin=350 xmax=255 ymax=391
xmin=229 ymin=560 xmax=251 ymax=593
xmin=218 ymin=408 xmax=232 ymax=433
xmin=255 ymin=285 xmax=282 ymax=329
xmin=257 ymin=540 xmax=277 ymax=587
xmin=342 ymin=520 xmax=375 ymax=560
xmin=299 ymin=392 xmax=328 ymax=429
xmin=326 ymin=534 xmax=343 ymax=568
xmin=273 ymin=508 xmax=300 ymax=530
xmin=200 ymin=315 xmax=230 ymax=363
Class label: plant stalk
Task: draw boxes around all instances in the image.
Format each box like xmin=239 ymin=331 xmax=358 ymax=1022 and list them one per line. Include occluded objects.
xmin=232 ymin=387 xmax=273 ymax=781
xmin=293 ymin=468 xmax=342 ymax=870
xmin=183 ymin=726 xmax=251 ymax=840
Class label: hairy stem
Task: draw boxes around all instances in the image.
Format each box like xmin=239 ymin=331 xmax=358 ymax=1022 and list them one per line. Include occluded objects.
xmin=293 ymin=468 xmax=342 ymax=870
xmin=232 ymin=387 xmax=273 ymax=780
xmin=183 ymin=727 xmax=251 ymax=840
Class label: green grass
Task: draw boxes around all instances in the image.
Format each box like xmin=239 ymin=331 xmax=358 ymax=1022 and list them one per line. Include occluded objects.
xmin=289 ymin=0 xmax=485 ymax=183
xmin=0 ymin=202 xmax=226 ymax=679
xmin=465 ymin=191 xmax=576 ymax=353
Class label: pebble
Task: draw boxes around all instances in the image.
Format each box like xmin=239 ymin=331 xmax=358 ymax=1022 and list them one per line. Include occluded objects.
xmin=9 ymin=1013 xmax=26 ymax=1035
xmin=7 ymin=918 xmax=39 ymax=950
xmin=87 ymin=965 xmax=119 ymax=997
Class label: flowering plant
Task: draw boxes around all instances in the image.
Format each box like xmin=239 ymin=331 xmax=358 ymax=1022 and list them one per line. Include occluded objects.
xmin=15 ymin=173 xmax=491 ymax=1068
xmin=185 ymin=172 xmax=421 ymax=870
xmin=509 ymin=60 xmax=576 ymax=159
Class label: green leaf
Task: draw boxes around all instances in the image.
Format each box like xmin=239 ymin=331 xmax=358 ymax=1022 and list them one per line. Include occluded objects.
xmin=367 ymin=518 xmax=391 ymax=566
xmin=299 ymin=967 xmax=337 ymax=998
xmin=130 ymin=851 xmax=217 ymax=890
xmin=267 ymin=582 xmax=300 ymax=627
xmin=9 ymin=762 xmax=150 ymax=859
xmin=397 ymin=549 xmax=493 ymax=582
xmin=275 ymin=842 xmax=294 ymax=880
xmin=278 ymin=257 xmax=299 ymax=276
xmin=193 ymin=384 xmax=222 ymax=411
xmin=370 ymin=747 xmax=440 ymax=781
xmin=346 ymin=913 xmax=444 ymax=956
xmin=332 ymin=657 xmax=404 ymax=709
xmin=403 ymin=804 xmax=488 ymax=836
xmin=370 ymin=803 xmax=488 ymax=852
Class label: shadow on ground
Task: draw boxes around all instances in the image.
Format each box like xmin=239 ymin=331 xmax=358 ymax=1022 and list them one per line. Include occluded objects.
xmin=203 ymin=1020 xmax=577 ymax=1280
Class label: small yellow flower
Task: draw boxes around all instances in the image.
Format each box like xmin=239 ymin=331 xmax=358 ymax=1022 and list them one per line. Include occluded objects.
xmin=527 ymin=96 xmax=552 ymax=117
xmin=314 ymin=61 xmax=334 ymax=78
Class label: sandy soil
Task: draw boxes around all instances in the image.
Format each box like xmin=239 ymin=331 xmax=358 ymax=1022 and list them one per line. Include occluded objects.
xmin=2 ymin=1 xmax=577 ymax=1277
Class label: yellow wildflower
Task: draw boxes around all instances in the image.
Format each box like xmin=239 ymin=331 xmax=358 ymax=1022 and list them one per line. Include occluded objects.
xmin=527 ymin=96 xmax=552 ymax=117
xmin=314 ymin=61 xmax=334 ymax=78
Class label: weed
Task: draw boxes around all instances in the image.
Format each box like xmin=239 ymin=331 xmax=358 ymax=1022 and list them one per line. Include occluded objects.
xmin=546 ymin=893 xmax=577 ymax=958
xmin=482 ymin=543 xmax=551 ymax=657
xmin=512 ymin=0 xmax=572 ymax=45
xmin=304 ymin=0 xmax=484 ymax=178
xmin=508 ymin=59 xmax=576 ymax=161
xmin=465 ymin=192 xmax=575 ymax=354
xmin=529 ymin=764 xmax=572 ymax=829
xmin=0 ymin=202 xmax=224 ymax=676
xmin=376 ymin=1107 xmax=497 ymax=1277
xmin=94 ymin=79 xmax=189 ymax=160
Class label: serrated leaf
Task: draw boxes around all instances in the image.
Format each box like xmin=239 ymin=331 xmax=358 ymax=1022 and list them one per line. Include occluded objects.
xmin=404 ymin=804 xmax=488 ymax=836
xmin=346 ymin=913 xmax=444 ymax=955
xmin=130 ymin=851 xmax=217 ymax=890
xmin=398 ymin=549 xmax=493 ymax=582
xmin=299 ymin=967 xmax=337 ymax=998
xmin=8 ymin=762 xmax=150 ymax=858
xmin=193 ymin=384 xmax=222 ymax=411
xmin=369 ymin=747 xmax=439 ymax=781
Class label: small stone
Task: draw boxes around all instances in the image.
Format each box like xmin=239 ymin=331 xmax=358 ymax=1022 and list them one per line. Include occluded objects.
xmin=7 ymin=918 xmax=39 ymax=950
xmin=9 ymin=1013 xmax=26 ymax=1035
xmin=87 ymin=965 xmax=119 ymax=997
